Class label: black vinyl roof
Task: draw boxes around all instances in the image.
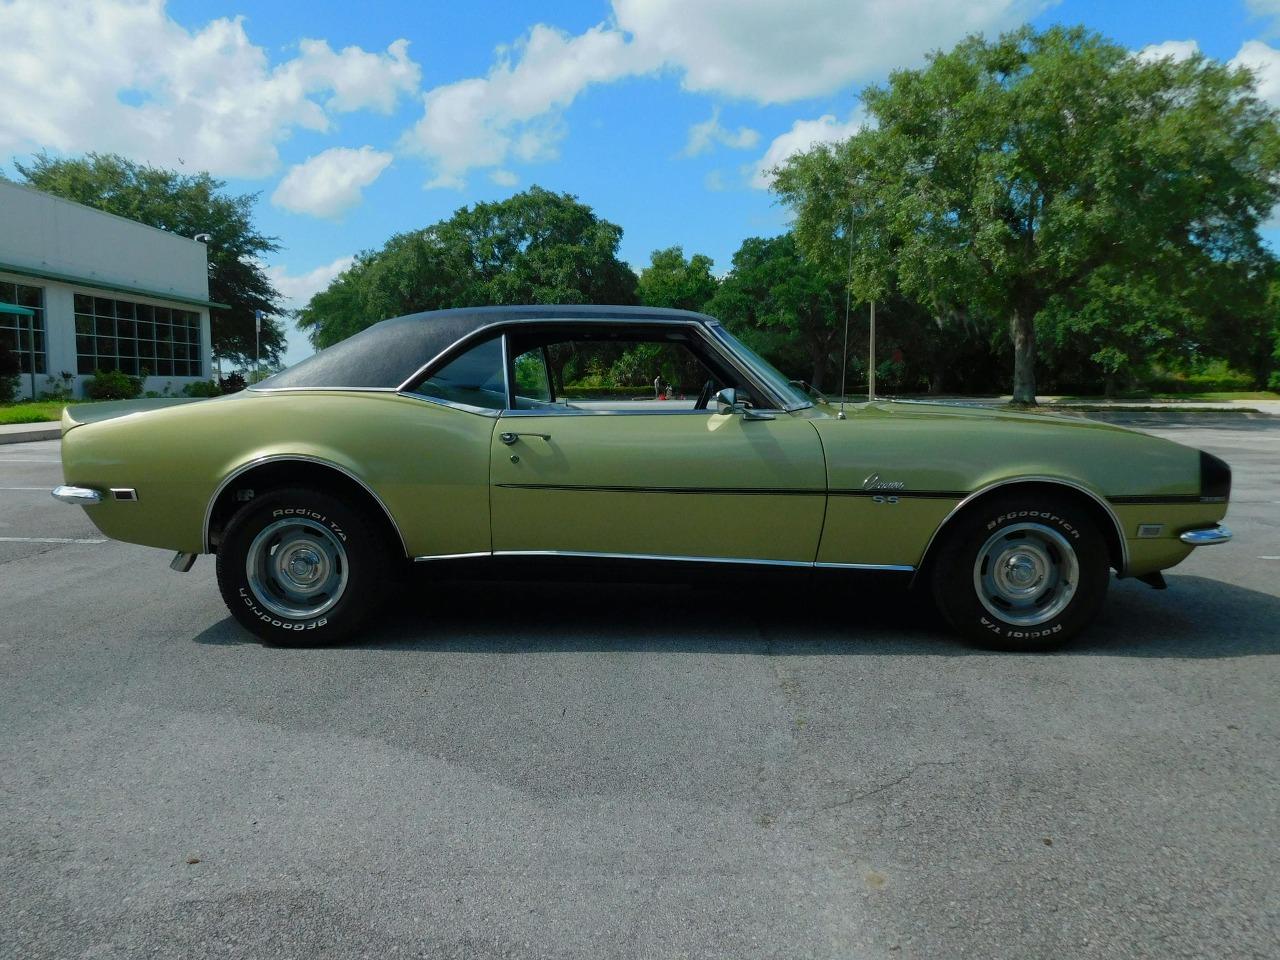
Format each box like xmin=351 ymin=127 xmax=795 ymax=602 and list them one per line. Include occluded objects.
xmin=255 ymin=305 xmax=717 ymax=391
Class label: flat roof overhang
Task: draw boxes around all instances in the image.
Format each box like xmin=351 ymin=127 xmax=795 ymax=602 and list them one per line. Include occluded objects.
xmin=0 ymin=261 xmax=229 ymax=310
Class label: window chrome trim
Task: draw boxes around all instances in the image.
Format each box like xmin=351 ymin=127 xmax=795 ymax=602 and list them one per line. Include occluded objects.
xmin=395 ymin=391 xmax=504 ymax=417
xmin=912 ymin=475 xmax=1130 ymax=583
xmin=202 ymin=454 xmax=408 ymax=556
xmin=248 ymin=386 xmax=401 ymax=394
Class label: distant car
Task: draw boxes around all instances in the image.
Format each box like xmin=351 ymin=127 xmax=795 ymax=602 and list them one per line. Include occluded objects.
xmin=52 ymin=305 xmax=1231 ymax=650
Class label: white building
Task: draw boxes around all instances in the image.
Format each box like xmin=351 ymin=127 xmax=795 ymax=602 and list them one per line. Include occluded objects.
xmin=0 ymin=180 xmax=218 ymax=399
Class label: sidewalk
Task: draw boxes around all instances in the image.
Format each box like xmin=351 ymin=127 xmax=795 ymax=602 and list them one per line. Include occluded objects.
xmin=0 ymin=422 xmax=60 ymax=445
xmin=896 ymin=395 xmax=1280 ymax=416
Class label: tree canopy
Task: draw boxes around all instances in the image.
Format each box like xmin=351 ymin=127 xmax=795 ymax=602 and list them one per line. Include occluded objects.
xmin=637 ymin=246 xmax=718 ymax=313
xmin=774 ymin=25 xmax=1280 ymax=402
xmin=297 ymin=186 xmax=638 ymax=349
xmin=14 ymin=153 xmax=286 ymax=369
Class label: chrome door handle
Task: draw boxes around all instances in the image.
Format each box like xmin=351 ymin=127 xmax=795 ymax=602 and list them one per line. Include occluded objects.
xmin=500 ymin=431 xmax=551 ymax=445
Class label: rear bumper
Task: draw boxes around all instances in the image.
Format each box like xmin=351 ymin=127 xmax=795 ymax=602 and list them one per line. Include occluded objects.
xmin=51 ymin=485 xmax=102 ymax=505
xmin=1179 ymin=523 xmax=1232 ymax=546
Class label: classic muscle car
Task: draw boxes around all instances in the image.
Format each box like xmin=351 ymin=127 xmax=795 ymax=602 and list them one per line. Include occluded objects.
xmin=52 ymin=305 xmax=1232 ymax=650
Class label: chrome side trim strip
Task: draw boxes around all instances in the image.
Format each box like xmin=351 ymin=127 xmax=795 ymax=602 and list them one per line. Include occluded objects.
xmin=814 ymin=561 xmax=915 ymax=572
xmin=201 ymin=454 xmax=409 ymax=557
xmin=51 ymin=485 xmax=102 ymax=505
xmin=912 ymin=475 xmax=1131 ymax=582
xmin=494 ymin=549 xmax=814 ymax=566
xmin=414 ymin=551 xmax=492 ymax=562
xmin=1179 ymin=524 xmax=1232 ymax=546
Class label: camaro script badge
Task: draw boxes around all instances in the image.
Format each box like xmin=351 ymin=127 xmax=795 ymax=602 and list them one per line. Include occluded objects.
xmin=863 ymin=474 xmax=906 ymax=491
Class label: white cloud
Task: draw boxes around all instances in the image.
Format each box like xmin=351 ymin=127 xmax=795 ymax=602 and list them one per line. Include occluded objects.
xmin=401 ymin=23 xmax=658 ymax=188
xmin=683 ymin=108 xmax=760 ymax=157
xmin=489 ymin=169 xmax=519 ymax=187
xmin=1135 ymin=39 xmax=1201 ymax=63
xmin=401 ymin=1 xmax=1032 ymax=186
xmin=1231 ymin=40 xmax=1280 ymax=106
xmin=614 ymin=0 xmax=1038 ymax=104
xmin=265 ymin=255 xmax=358 ymax=365
xmin=0 ymin=0 xmax=420 ymax=178
xmin=704 ymin=169 xmax=727 ymax=191
xmin=266 ymin=255 xmax=356 ymax=309
xmin=751 ymin=109 xmax=869 ymax=189
xmin=271 ymin=146 xmax=392 ymax=218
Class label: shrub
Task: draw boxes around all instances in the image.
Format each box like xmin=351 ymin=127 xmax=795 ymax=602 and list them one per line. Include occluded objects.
xmin=182 ymin=380 xmax=221 ymax=398
xmin=84 ymin=368 xmax=143 ymax=401
xmin=0 ymin=339 xmax=19 ymax=403
xmin=1269 ymin=370 xmax=1280 ymax=392
xmin=218 ymin=371 xmax=247 ymax=393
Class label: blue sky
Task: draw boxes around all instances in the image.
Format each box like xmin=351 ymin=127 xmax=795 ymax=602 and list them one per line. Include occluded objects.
xmin=3 ymin=1 xmax=1279 ymax=364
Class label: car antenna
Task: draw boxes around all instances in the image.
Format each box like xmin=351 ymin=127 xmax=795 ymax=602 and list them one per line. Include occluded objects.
xmin=838 ymin=204 xmax=854 ymax=419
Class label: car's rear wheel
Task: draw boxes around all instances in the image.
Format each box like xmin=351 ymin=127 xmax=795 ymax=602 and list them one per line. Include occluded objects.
xmin=216 ymin=487 xmax=391 ymax=645
xmin=930 ymin=492 xmax=1111 ymax=651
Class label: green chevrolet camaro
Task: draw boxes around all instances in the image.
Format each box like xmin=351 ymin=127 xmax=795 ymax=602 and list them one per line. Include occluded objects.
xmin=52 ymin=305 xmax=1232 ymax=650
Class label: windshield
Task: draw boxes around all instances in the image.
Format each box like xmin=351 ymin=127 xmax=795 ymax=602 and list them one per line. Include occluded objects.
xmin=706 ymin=322 xmax=812 ymax=410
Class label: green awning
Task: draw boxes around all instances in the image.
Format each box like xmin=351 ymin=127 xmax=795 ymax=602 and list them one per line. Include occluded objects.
xmin=0 ymin=261 xmax=228 ymax=310
xmin=0 ymin=301 xmax=35 ymax=316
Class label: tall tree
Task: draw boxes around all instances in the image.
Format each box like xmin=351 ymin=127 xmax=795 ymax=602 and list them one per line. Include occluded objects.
xmin=638 ymin=246 xmax=718 ymax=312
xmin=706 ymin=234 xmax=847 ymax=391
xmin=13 ymin=153 xmax=286 ymax=369
xmin=298 ymin=186 xmax=638 ymax=348
xmin=775 ymin=25 xmax=1280 ymax=404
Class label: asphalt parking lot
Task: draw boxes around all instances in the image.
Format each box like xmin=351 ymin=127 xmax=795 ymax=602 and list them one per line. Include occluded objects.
xmin=1 ymin=415 xmax=1277 ymax=960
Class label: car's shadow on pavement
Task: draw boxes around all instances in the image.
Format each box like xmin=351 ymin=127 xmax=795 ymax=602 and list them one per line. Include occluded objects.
xmin=192 ymin=571 xmax=1280 ymax=659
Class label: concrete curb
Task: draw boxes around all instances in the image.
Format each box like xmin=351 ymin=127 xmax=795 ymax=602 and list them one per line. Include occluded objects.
xmin=0 ymin=423 xmax=60 ymax=445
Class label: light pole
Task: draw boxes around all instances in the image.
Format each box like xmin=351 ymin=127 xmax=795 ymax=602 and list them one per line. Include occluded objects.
xmin=254 ymin=309 xmax=264 ymax=380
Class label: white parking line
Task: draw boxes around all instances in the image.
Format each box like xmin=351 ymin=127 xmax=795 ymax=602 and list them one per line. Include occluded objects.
xmin=0 ymin=487 xmax=53 ymax=491
xmin=0 ymin=536 xmax=107 ymax=544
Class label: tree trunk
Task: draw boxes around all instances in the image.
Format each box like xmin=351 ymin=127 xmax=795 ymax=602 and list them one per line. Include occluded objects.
xmin=1009 ymin=306 xmax=1037 ymax=405
xmin=1103 ymin=371 xmax=1117 ymax=398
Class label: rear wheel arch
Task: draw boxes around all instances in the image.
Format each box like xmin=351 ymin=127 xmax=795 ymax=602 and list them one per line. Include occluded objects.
xmin=916 ymin=479 xmax=1126 ymax=580
xmin=204 ymin=456 xmax=407 ymax=558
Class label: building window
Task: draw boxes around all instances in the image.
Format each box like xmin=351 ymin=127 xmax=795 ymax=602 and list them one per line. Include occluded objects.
xmin=74 ymin=294 xmax=203 ymax=378
xmin=0 ymin=281 xmax=47 ymax=374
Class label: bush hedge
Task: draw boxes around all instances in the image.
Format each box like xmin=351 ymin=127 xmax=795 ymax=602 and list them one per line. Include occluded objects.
xmin=84 ymin=368 xmax=143 ymax=401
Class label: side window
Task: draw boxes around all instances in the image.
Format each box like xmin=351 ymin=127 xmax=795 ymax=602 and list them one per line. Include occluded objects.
xmin=507 ymin=332 xmax=753 ymax=413
xmin=409 ymin=336 xmax=505 ymax=410
xmin=512 ymin=349 xmax=552 ymax=408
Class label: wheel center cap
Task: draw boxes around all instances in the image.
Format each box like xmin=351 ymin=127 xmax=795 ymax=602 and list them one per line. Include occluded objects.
xmin=1005 ymin=554 xmax=1038 ymax=585
xmin=286 ymin=548 xmax=322 ymax=584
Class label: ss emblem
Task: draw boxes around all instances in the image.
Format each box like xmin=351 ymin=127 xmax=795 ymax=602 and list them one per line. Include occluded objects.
xmin=872 ymin=495 xmax=899 ymax=505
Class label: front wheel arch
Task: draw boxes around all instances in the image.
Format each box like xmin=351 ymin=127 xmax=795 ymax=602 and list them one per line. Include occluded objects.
xmin=204 ymin=457 xmax=407 ymax=559
xmin=915 ymin=479 xmax=1126 ymax=583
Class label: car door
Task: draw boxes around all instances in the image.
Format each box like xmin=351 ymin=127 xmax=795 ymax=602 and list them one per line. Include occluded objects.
xmin=489 ymin=327 xmax=827 ymax=564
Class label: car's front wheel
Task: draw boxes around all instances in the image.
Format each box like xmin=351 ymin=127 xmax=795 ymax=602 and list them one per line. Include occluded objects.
xmin=930 ymin=492 xmax=1111 ymax=651
xmin=216 ymin=487 xmax=391 ymax=645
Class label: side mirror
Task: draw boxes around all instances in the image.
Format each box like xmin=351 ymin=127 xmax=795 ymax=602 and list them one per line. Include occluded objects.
xmin=714 ymin=387 xmax=775 ymax=421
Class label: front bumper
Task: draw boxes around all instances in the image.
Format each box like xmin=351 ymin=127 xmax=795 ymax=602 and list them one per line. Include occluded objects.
xmin=1179 ymin=523 xmax=1232 ymax=546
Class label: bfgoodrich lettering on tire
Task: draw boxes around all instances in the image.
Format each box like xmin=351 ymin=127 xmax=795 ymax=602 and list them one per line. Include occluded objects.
xmin=930 ymin=493 xmax=1110 ymax=651
xmin=216 ymin=487 xmax=391 ymax=645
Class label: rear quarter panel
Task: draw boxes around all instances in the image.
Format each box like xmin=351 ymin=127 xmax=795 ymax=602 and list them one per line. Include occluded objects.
xmin=60 ymin=391 xmax=496 ymax=556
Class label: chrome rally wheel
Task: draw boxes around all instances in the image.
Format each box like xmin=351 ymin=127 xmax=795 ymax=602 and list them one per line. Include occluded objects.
xmin=245 ymin=517 xmax=350 ymax=620
xmin=972 ymin=522 xmax=1080 ymax=627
